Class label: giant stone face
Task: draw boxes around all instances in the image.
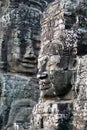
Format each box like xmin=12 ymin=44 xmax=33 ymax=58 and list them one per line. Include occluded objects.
xmin=0 ymin=0 xmax=43 ymax=75
xmin=37 ymin=0 xmax=78 ymax=98
xmin=38 ymin=30 xmax=77 ymax=98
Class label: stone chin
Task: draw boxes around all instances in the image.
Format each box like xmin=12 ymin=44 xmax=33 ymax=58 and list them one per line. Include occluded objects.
xmin=39 ymin=70 xmax=74 ymax=98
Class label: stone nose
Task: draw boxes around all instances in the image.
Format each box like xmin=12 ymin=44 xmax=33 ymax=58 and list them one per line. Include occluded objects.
xmin=24 ymin=50 xmax=36 ymax=60
xmin=23 ymin=44 xmax=36 ymax=60
xmin=37 ymin=71 xmax=48 ymax=79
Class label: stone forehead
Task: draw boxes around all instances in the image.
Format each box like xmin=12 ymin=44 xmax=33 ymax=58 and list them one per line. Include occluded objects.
xmin=40 ymin=42 xmax=63 ymax=56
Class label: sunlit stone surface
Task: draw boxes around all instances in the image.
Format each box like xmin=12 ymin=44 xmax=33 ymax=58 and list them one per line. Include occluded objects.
xmin=30 ymin=0 xmax=87 ymax=130
xmin=0 ymin=0 xmax=87 ymax=130
xmin=0 ymin=0 xmax=50 ymax=130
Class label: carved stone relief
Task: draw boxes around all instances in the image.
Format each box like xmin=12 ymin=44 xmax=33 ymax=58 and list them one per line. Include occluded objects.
xmin=0 ymin=0 xmax=49 ymax=130
xmin=30 ymin=0 xmax=87 ymax=130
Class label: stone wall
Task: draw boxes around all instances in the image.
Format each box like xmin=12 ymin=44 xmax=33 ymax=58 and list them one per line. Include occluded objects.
xmin=0 ymin=0 xmax=87 ymax=130
xmin=30 ymin=0 xmax=87 ymax=130
xmin=0 ymin=0 xmax=53 ymax=130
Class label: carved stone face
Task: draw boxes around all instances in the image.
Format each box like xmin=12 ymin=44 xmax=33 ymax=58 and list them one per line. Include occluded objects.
xmin=1 ymin=1 xmax=42 ymax=75
xmin=38 ymin=31 xmax=77 ymax=98
xmin=8 ymin=38 xmax=38 ymax=75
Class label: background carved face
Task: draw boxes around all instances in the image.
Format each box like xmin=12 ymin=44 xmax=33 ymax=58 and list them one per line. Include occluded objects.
xmin=8 ymin=38 xmax=37 ymax=75
xmin=38 ymin=39 xmax=77 ymax=98
xmin=1 ymin=2 xmax=41 ymax=75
